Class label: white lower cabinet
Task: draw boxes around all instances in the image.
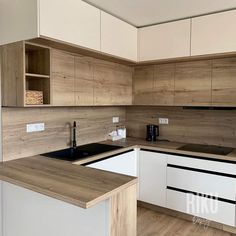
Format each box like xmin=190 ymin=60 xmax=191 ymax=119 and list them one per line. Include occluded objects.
xmin=86 ymin=148 xmax=236 ymax=227
xmin=139 ymin=150 xmax=167 ymax=207
xmin=167 ymin=166 xmax=236 ymax=201
xmin=167 ymin=189 xmax=235 ymax=226
xmin=2 ymin=182 xmax=109 ymax=236
xmin=166 ymin=155 xmax=236 ymax=226
xmin=86 ymin=149 xmax=138 ymax=177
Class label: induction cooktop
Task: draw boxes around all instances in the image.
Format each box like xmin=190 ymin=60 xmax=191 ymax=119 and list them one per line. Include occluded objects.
xmin=177 ymin=143 xmax=233 ymax=156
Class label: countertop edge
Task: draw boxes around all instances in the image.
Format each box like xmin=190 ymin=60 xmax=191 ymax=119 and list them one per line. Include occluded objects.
xmin=85 ymin=178 xmax=138 ymax=208
xmin=0 ymin=173 xmax=138 ymax=209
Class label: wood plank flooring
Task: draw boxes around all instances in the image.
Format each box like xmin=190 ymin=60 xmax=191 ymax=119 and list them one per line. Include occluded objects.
xmin=138 ymin=207 xmax=235 ymax=236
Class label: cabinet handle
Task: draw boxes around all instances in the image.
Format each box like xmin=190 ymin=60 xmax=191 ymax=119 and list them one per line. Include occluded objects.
xmin=167 ymin=164 xmax=236 ymax=178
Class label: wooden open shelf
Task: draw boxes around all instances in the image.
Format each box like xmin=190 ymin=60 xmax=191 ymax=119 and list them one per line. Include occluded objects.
xmin=26 ymin=77 xmax=50 ymax=105
xmin=24 ymin=42 xmax=51 ymax=106
xmin=25 ymin=73 xmax=50 ymax=79
xmin=25 ymin=42 xmax=50 ymax=75
xmin=1 ymin=41 xmax=51 ymax=107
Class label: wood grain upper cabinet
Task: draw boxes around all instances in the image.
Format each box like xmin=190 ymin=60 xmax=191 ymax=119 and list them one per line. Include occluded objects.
xmin=133 ymin=66 xmax=154 ymax=105
xmin=212 ymin=58 xmax=236 ymax=106
xmin=153 ymin=64 xmax=175 ymax=106
xmin=138 ymin=19 xmax=191 ymax=62
xmin=191 ymin=10 xmax=236 ymax=56
xmin=75 ymin=56 xmax=94 ymax=106
xmin=101 ymin=11 xmax=138 ymax=61
xmin=93 ymin=60 xmax=133 ymax=105
xmin=174 ymin=60 xmax=212 ymax=106
xmin=51 ymin=50 xmax=75 ymax=106
xmin=133 ymin=64 xmax=175 ymax=106
xmin=39 ymin=0 xmax=101 ymax=51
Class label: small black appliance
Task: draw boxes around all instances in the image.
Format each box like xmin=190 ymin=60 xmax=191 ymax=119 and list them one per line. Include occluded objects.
xmin=146 ymin=124 xmax=159 ymax=142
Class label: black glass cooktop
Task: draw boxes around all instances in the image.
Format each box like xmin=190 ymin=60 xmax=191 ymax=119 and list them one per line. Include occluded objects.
xmin=177 ymin=144 xmax=233 ymax=156
xmin=42 ymin=143 xmax=122 ymax=162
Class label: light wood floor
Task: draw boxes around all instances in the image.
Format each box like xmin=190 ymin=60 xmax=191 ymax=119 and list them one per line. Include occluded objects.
xmin=137 ymin=207 xmax=236 ymax=236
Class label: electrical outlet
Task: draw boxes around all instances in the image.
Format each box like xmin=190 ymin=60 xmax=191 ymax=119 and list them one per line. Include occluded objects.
xmin=159 ymin=118 xmax=169 ymax=125
xmin=112 ymin=117 xmax=119 ymax=123
xmin=26 ymin=123 xmax=45 ymax=133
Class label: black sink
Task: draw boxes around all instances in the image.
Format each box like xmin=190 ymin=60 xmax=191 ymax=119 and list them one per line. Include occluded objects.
xmin=42 ymin=143 xmax=122 ymax=161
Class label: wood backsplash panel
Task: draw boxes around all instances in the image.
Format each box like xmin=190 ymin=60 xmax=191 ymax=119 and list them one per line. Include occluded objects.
xmin=126 ymin=106 xmax=236 ymax=148
xmin=2 ymin=107 xmax=126 ymax=161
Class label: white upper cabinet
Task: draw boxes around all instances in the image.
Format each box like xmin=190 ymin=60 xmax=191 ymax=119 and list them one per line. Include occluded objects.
xmin=39 ymin=0 xmax=101 ymax=51
xmin=138 ymin=19 xmax=191 ymax=61
xmin=0 ymin=0 xmax=39 ymax=45
xmin=101 ymin=11 xmax=138 ymax=61
xmin=191 ymin=10 xmax=236 ymax=56
xmin=0 ymin=0 xmax=101 ymax=51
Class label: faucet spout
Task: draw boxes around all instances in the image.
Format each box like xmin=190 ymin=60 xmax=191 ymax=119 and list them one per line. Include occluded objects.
xmin=72 ymin=121 xmax=77 ymax=149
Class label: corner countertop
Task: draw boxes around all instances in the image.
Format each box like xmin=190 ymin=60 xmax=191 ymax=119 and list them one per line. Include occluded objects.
xmin=0 ymin=155 xmax=137 ymax=209
xmin=0 ymin=137 xmax=235 ymax=210
xmin=74 ymin=137 xmax=236 ymax=165
xmin=105 ymin=137 xmax=236 ymax=162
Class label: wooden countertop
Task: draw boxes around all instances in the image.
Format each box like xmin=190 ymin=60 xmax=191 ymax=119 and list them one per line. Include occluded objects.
xmin=75 ymin=137 xmax=236 ymax=165
xmin=105 ymin=137 xmax=236 ymax=162
xmin=1 ymin=137 xmax=235 ymax=210
xmin=0 ymin=156 xmax=137 ymax=209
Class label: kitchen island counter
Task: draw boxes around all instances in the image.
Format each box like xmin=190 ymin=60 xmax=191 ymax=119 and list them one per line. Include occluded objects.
xmin=0 ymin=155 xmax=137 ymax=209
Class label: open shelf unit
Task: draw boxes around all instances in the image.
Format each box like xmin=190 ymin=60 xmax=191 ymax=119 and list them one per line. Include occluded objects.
xmin=24 ymin=42 xmax=51 ymax=106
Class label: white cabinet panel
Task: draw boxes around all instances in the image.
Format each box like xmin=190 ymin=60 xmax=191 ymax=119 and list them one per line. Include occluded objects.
xmin=2 ymin=182 xmax=109 ymax=236
xmin=0 ymin=0 xmax=38 ymax=45
xmin=167 ymin=189 xmax=235 ymax=226
xmin=139 ymin=19 xmax=191 ymax=61
xmin=39 ymin=0 xmax=101 ymax=51
xmin=139 ymin=151 xmax=167 ymax=207
xmin=101 ymin=11 xmax=138 ymax=61
xmin=167 ymin=166 xmax=236 ymax=201
xmin=167 ymin=154 xmax=236 ymax=175
xmin=86 ymin=150 xmax=137 ymax=177
xmin=191 ymin=10 xmax=236 ymax=56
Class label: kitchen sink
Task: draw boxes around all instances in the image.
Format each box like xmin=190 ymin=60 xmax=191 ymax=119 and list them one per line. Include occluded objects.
xmin=42 ymin=143 xmax=123 ymax=162
xmin=177 ymin=143 xmax=233 ymax=156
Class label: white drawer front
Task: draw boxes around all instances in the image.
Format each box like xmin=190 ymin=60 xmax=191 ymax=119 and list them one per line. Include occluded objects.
xmin=167 ymin=166 xmax=236 ymax=201
xmin=167 ymin=189 xmax=235 ymax=226
xmin=167 ymin=154 xmax=236 ymax=175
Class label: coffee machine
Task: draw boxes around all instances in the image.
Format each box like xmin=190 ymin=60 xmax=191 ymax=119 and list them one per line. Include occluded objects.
xmin=146 ymin=124 xmax=159 ymax=142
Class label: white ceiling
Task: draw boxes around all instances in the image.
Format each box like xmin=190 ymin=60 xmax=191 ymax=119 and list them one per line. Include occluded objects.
xmin=83 ymin=0 xmax=236 ymax=27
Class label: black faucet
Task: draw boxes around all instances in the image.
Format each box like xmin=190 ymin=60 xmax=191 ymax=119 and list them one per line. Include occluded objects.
xmin=72 ymin=121 xmax=77 ymax=149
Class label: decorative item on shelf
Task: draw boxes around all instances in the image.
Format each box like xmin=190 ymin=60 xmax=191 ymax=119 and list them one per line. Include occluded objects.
xmin=25 ymin=90 xmax=43 ymax=105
